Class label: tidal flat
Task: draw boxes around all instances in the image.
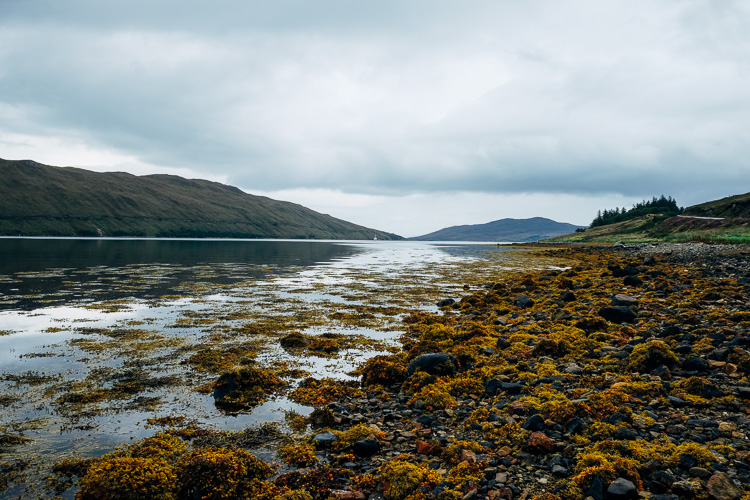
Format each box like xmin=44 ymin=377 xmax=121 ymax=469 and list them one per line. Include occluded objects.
xmin=4 ymin=240 xmax=749 ymax=500
xmin=0 ymin=239 xmax=557 ymax=498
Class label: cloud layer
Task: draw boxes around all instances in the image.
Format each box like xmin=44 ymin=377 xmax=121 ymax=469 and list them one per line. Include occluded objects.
xmin=1 ymin=1 xmax=749 ymax=235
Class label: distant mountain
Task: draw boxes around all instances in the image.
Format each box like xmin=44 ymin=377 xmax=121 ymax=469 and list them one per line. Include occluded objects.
xmin=410 ymin=217 xmax=584 ymax=242
xmin=0 ymin=158 xmax=401 ymax=240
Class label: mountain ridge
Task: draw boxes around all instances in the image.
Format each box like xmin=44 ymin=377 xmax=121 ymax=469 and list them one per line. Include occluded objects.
xmin=410 ymin=217 xmax=584 ymax=242
xmin=0 ymin=158 xmax=401 ymax=240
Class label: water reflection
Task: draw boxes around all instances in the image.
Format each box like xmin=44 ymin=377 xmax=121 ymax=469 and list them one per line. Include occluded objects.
xmin=0 ymin=238 xmax=361 ymax=310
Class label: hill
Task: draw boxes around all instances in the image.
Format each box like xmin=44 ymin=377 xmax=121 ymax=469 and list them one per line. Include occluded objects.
xmin=410 ymin=217 xmax=584 ymax=242
xmin=0 ymin=159 xmax=401 ymax=240
xmin=683 ymin=192 xmax=750 ymax=219
xmin=547 ymin=192 xmax=750 ymax=244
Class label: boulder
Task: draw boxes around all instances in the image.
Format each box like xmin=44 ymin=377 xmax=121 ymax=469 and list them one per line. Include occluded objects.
xmin=407 ymin=352 xmax=458 ymax=376
xmin=515 ymin=294 xmax=534 ymax=308
xmin=606 ymin=477 xmax=638 ymax=500
xmin=599 ymin=306 xmax=637 ymax=324
xmin=352 ymin=439 xmax=380 ymax=457
xmin=707 ymin=472 xmax=742 ymax=500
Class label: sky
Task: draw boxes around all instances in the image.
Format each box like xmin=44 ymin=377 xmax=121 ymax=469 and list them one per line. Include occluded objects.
xmin=1 ymin=1 xmax=749 ymax=237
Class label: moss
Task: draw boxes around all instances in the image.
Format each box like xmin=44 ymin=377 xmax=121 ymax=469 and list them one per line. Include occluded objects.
xmin=331 ymin=423 xmax=387 ymax=448
xmin=289 ymin=377 xmax=364 ymax=407
xmin=176 ymin=447 xmax=274 ymax=500
xmin=626 ymin=340 xmax=678 ymax=372
xmin=358 ymin=354 xmax=408 ymax=387
xmin=279 ymin=443 xmax=318 ymax=467
xmin=213 ymin=365 xmax=287 ymax=412
xmin=76 ymin=456 xmax=177 ymax=500
xmin=378 ymin=456 xmax=441 ymax=500
xmin=445 ymin=460 xmax=485 ymax=490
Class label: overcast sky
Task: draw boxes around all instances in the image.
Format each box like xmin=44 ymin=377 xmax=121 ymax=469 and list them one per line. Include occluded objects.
xmin=1 ymin=1 xmax=749 ymax=236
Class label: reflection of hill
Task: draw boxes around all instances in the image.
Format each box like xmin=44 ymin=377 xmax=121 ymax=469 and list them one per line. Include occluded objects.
xmin=0 ymin=239 xmax=360 ymax=310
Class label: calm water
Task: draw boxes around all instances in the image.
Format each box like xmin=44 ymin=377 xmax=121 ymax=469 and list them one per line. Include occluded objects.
xmin=0 ymin=237 xmax=519 ymax=498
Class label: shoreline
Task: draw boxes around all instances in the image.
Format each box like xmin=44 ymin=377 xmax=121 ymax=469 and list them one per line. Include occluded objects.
xmin=6 ymin=243 xmax=750 ymax=499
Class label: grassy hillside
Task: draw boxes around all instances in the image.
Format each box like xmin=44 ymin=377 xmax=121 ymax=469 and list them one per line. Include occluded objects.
xmin=548 ymin=192 xmax=750 ymax=244
xmin=683 ymin=192 xmax=750 ymax=218
xmin=411 ymin=217 xmax=583 ymax=242
xmin=0 ymin=159 xmax=401 ymax=240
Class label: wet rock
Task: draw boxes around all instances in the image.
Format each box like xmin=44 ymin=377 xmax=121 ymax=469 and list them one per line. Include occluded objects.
xmin=672 ymin=478 xmax=704 ymax=497
xmin=650 ymin=364 xmax=672 ymax=380
xmin=551 ymin=465 xmax=568 ymax=477
xmin=436 ymin=298 xmax=455 ymax=307
xmin=599 ymin=306 xmax=637 ymax=324
xmin=525 ymin=431 xmax=554 ymax=454
xmin=707 ymin=471 xmax=742 ymax=500
xmin=484 ymin=379 xmax=503 ymax=395
xmin=606 ymin=477 xmax=638 ymax=500
xmin=612 ymin=294 xmax=639 ymax=307
xmin=565 ymin=416 xmax=588 ymax=435
xmin=515 ymin=295 xmax=534 ymax=308
xmin=560 ymin=290 xmax=576 ymax=302
xmin=683 ymin=356 xmax=709 ymax=372
xmin=500 ymin=382 xmax=523 ymax=395
xmin=313 ymin=432 xmax=337 ymax=448
xmin=562 ymin=363 xmax=583 ymax=375
xmin=586 ymin=476 xmax=606 ymax=500
xmin=521 ymin=414 xmax=546 ymax=432
xmin=407 ymin=352 xmax=458 ymax=376
xmin=330 ymin=491 xmax=366 ymax=500
xmin=352 ymin=439 xmax=380 ymax=457
xmin=623 ymin=275 xmax=643 ymax=286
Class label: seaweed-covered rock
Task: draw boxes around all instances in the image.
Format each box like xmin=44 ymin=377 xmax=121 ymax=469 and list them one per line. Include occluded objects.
xmin=213 ymin=366 xmax=286 ymax=412
xmin=627 ymin=340 xmax=678 ymax=372
xmin=406 ymin=352 xmax=458 ymax=376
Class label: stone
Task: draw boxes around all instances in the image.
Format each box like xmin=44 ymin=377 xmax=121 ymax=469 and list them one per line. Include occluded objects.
xmin=407 ymin=352 xmax=458 ymax=376
xmin=521 ymin=414 xmax=546 ymax=432
xmin=612 ymin=294 xmax=639 ymax=306
xmin=330 ymin=491 xmax=366 ymax=500
xmin=352 ymin=439 xmax=380 ymax=457
xmin=599 ymin=306 xmax=637 ymax=324
xmin=672 ymin=479 xmax=704 ymax=498
xmin=313 ymin=432 xmax=337 ymax=448
xmin=500 ymin=382 xmax=523 ymax=395
xmin=460 ymin=449 xmax=477 ymax=462
xmin=650 ymin=365 xmax=672 ymax=380
xmin=623 ymin=275 xmax=643 ymax=286
xmin=515 ymin=294 xmax=534 ymax=308
xmin=586 ymin=476 xmax=606 ymax=500
xmin=562 ymin=363 xmax=583 ymax=375
xmin=606 ymin=477 xmax=638 ymax=500
xmin=682 ymin=356 xmax=709 ymax=372
xmin=485 ymin=378 xmax=503 ymax=395
xmin=565 ymin=416 xmax=588 ymax=435
xmin=436 ymin=298 xmax=455 ymax=307
xmin=561 ymin=290 xmax=576 ymax=302
xmin=551 ymin=464 xmax=568 ymax=477
xmin=707 ymin=472 xmax=742 ymax=500
xmin=525 ymin=431 xmax=554 ymax=454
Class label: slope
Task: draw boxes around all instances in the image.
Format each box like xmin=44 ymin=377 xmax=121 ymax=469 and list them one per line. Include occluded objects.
xmin=0 ymin=159 xmax=401 ymax=240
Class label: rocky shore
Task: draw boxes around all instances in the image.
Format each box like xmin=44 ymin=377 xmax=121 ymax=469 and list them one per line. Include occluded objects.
xmin=58 ymin=244 xmax=750 ymax=500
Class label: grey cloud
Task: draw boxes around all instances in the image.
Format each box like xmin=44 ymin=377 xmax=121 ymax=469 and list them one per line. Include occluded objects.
xmin=1 ymin=0 xmax=749 ymax=210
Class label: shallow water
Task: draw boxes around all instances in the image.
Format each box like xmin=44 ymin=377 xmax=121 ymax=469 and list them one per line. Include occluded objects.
xmin=0 ymin=238 xmax=535 ymax=498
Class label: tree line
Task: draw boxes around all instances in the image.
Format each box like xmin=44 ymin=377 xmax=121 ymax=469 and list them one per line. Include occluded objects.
xmin=590 ymin=195 xmax=683 ymax=228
